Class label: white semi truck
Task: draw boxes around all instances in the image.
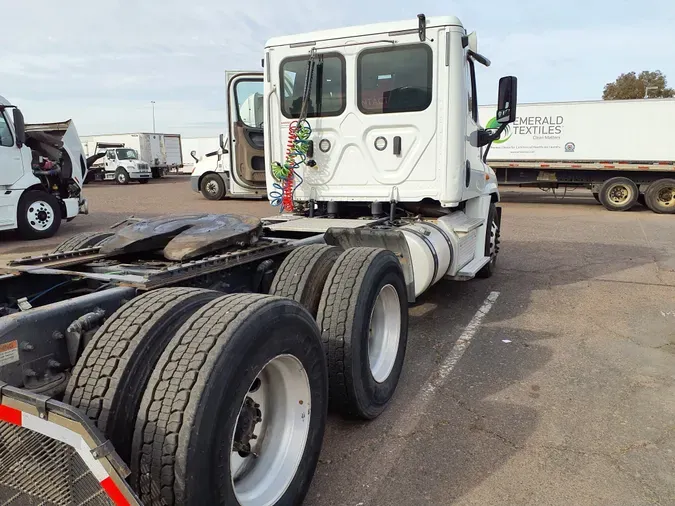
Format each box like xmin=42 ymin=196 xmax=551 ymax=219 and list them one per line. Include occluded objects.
xmin=478 ymin=98 xmax=675 ymax=213
xmin=81 ymin=133 xmax=183 ymax=179
xmin=82 ymin=142 xmax=153 ymax=184
xmin=0 ymin=15 xmax=516 ymax=505
xmin=0 ymin=95 xmax=88 ymax=239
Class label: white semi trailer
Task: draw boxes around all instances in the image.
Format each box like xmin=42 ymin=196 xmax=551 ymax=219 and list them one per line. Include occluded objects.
xmin=478 ymin=98 xmax=675 ymax=213
xmin=0 ymin=95 xmax=88 ymax=239
xmin=0 ymin=15 xmax=516 ymax=506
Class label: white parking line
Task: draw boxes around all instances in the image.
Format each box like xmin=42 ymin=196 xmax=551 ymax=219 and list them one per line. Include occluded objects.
xmin=358 ymin=290 xmax=500 ymax=503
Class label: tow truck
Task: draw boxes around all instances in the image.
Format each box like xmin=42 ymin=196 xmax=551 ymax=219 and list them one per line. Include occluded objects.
xmin=0 ymin=15 xmax=517 ymax=506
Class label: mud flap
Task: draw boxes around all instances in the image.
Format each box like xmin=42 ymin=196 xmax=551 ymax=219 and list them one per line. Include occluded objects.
xmin=324 ymin=227 xmax=416 ymax=302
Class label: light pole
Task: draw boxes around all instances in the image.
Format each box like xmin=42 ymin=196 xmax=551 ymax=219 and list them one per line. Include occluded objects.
xmin=151 ymin=101 xmax=156 ymax=132
xmin=644 ymin=86 xmax=658 ymax=99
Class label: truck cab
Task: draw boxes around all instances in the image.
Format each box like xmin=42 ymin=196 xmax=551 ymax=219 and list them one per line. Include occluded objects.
xmin=0 ymin=95 xmax=88 ymax=239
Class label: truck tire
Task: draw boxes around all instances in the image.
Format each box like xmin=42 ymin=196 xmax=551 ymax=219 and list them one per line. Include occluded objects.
xmin=17 ymin=191 xmax=62 ymax=240
xmin=52 ymin=231 xmax=115 ymax=253
xmin=115 ymin=167 xmax=130 ymax=185
xmin=316 ymin=247 xmax=408 ymax=420
xmin=65 ymin=287 xmax=220 ymax=464
xmin=131 ymin=294 xmax=327 ymax=506
xmin=269 ymin=245 xmax=342 ymax=316
xmin=477 ymin=203 xmax=501 ymax=278
xmin=200 ymin=173 xmax=226 ymax=200
xmin=598 ymin=177 xmax=638 ymax=211
xmin=644 ymin=178 xmax=675 ymax=214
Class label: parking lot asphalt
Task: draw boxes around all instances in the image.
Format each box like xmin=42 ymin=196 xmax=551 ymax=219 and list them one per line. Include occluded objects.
xmin=2 ymin=177 xmax=674 ymax=505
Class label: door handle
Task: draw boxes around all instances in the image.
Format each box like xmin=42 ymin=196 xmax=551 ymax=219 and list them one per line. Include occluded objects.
xmin=393 ymin=136 xmax=401 ymax=156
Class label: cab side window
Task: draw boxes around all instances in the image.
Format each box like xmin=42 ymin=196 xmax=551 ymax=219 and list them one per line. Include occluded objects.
xmin=0 ymin=113 xmax=14 ymax=147
xmin=465 ymin=59 xmax=478 ymax=122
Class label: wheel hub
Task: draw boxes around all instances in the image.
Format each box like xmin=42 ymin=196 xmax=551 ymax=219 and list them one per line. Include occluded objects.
xmin=27 ymin=202 xmax=54 ymax=230
xmin=657 ymin=187 xmax=675 ymax=207
xmin=206 ymin=181 xmax=219 ymax=194
xmin=608 ymin=185 xmax=630 ymax=204
xmin=368 ymin=284 xmax=401 ymax=383
xmin=230 ymin=354 xmax=311 ymax=506
xmin=233 ymin=396 xmax=262 ymax=457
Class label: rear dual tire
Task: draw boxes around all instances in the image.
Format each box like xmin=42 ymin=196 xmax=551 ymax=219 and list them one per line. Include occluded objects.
xmin=132 ymin=294 xmax=328 ymax=506
xmin=317 ymin=247 xmax=408 ymax=420
xmin=644 ymin=178 xmax=675 ymax=214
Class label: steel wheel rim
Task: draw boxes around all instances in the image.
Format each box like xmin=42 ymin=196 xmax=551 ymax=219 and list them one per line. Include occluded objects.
xmin=27 ymin=201 xmax=54 ymax=231
xmin=231 ymin=354 xmax=311 ymax=506
xmin=657 ymin=186 xmax=675 ymax=207
xmin=368 ymin=284 xmax=401 ymax=383
xmin=206 ymin=180 xmax=219 ymax=195
xmin=608 ymin=184 xmax=633 ymax=205
xmin=117 ymin=173 xmax=126 ymax=183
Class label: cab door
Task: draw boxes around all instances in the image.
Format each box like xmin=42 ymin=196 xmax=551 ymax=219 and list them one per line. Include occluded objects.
xmin=226 ymin=71 xmax=265 ymax=189
xmin=0 ymin=110 xmax=25 ymax=186
xmin=0 ymin=109 xmax=27 ymax=227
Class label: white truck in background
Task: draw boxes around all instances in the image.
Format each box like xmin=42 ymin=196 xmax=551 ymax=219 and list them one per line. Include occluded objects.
xmin=0 ymin=95 xmax=88 ymax=239
xmin=81 ymin=142 xmax=152 ymax=184
xmin=478 ymin=98 xmax=675 ymax=213
xmin=80 ymin=132 xmax=183 ymax=179
xmin=191 ymin=78 xmax=266 ymax=200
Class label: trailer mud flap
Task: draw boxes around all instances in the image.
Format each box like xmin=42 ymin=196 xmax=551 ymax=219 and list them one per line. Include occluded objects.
xmin=0 ymin=383 xmax=141 ymax=505
xmin=324 ymin=227 xmax=416 ymax=302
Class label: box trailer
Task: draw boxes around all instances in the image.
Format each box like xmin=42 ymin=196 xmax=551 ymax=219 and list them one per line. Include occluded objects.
xmin=180 ymin=136 xmax=220 ymax=173
xmin=478 ymin=98 xmax=675 ymax=213
xmin=80 ymin=133 xmax=183 ymax=178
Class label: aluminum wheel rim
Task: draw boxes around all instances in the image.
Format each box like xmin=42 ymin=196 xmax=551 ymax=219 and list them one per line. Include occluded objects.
xmin=657 ymin=186 xmax=675 ymax=207
xmin=368 ymin=284 xmax=401 ymax=383
xmin=608 ymin=184 xmax=633 ymax=205
xmin=27 ymin=201 xmax=54 ymax=231
xmin=206 ymin=180 xmax=220 ymax=195
xmin=117 ymin=173 xmax=126 ymax=183
xmin=231 ymin=354 xmax=311 ymax=506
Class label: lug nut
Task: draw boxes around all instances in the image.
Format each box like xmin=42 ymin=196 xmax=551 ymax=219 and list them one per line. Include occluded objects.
xmin=20 ymin=342 xmax=34 ymax=351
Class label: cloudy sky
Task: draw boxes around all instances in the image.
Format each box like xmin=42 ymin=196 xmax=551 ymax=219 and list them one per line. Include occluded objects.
xmin=3 ymin=0 xmax=674 ymax=137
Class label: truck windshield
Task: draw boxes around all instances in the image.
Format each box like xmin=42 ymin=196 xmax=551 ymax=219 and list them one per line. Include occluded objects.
xmin=116 ymin=149 xmax=138 ymax=160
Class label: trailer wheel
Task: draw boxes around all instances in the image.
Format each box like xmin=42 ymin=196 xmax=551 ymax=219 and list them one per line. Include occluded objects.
xmin=316 ymin=247 xmax=408 ymax=420
xmin=131 ymin=294 xmax=327 ymax=506
xmin=200 ymin=173 xmax=226 ymax=200
xmin=65 ymin=287 xmax=219 ymax=463
xmin=598 ymin=177 xmax=638 ymax=211
xmin=644 ymin=178 xmax=675 ymax=214
xmin=115 ymin=167 xmax=130 ymax=185
xmin=17 ymin=191 xmax=62 ymax=240
xmin=269 ymin=244 xmax=342 ymax=316
xmin=52 ymin=231 xmax=115 ymax=253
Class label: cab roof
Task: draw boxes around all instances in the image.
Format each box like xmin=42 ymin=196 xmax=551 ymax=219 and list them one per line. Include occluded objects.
xmin=0 ymin=95 xmax=10 ymax=107
xmin=265 ymin=15 xmax=463 ymax=48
